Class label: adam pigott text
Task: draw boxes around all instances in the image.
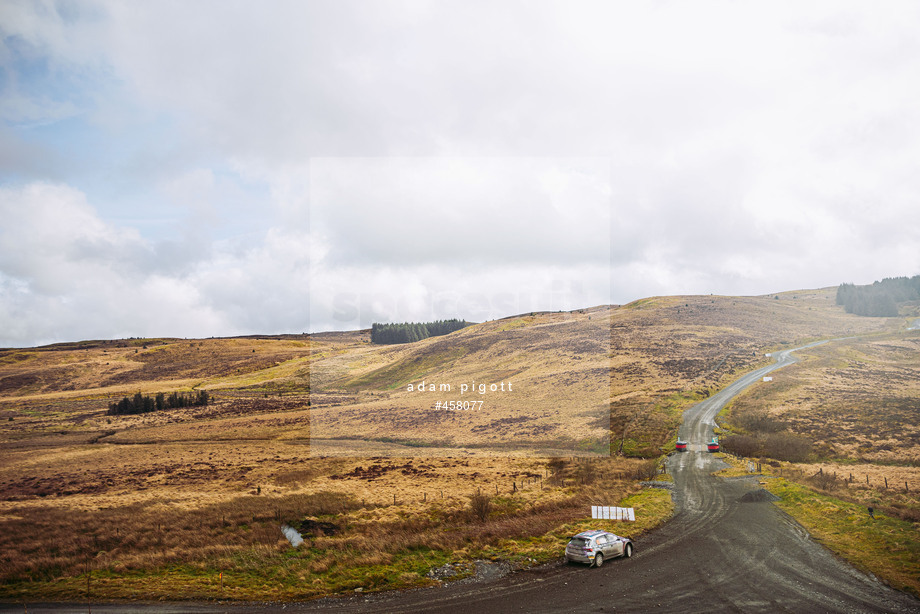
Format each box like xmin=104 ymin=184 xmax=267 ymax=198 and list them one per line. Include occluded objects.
xmin=406 ymin=380 xmax=513 ymax=395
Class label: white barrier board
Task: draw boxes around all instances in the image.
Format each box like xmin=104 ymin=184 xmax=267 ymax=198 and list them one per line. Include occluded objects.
xmin=591 ymin=506 xmax=635 ymax=521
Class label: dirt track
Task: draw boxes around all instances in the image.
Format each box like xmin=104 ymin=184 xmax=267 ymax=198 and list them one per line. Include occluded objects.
xmin=7 ymin=344 xmax=920 ymax=613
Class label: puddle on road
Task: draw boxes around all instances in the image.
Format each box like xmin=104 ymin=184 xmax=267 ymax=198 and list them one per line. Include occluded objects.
xmin=694 ymin=453 xmax=708 ymax=470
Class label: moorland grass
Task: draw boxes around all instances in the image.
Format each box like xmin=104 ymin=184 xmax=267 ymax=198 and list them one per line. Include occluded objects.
xmin=0 ymin=461 xmax=674 ymax=602
xmin=1 ymin=295 xmax=908 ymax=603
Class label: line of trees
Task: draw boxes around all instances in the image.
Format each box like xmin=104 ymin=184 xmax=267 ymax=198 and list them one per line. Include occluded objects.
xmin=107 ymin=390 xmax=210 ymax=416
xmin=370 ymin=319 xmax=470 ymax=344
xmin=836 ymin=275 xmax=920 ymax=316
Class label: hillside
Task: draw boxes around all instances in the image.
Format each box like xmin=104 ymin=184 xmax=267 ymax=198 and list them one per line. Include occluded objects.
xmin=0 ymin=286 xmax=912 ymax=601
xmin=309 ymin=288 xmax=899 ymax=456
xmin=0 ymin=288 xmax=902 ymax=459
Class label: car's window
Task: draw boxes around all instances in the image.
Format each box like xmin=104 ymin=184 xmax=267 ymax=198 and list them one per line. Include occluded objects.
xmin=595 ymin=536 xmax=607 ymax=544
xmin=569 ymin=538 xmax=588 ymax=546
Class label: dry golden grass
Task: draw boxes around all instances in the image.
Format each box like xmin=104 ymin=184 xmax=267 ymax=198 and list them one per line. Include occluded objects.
xmin=0 ymin=337 xmax=312 ymax=400
xmin=0 ymin=454 xmax=649 ymax=600
xmin=722 ymin=333 xmax=920 ymax=464
xmin=308 ymin=308 xmax=612 ymax=456
xmin=797 ymin=462 xmax=920 ymax=491
xmin=0 ymin=290 xmax=908 ymax=600
xmin=308 ymin=291 xmax=897 ymax=457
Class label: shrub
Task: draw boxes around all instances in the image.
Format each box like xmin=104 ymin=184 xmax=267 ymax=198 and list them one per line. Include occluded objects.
xmin=469 ymin=493 xmax=493 ymax=522
xmin=634 ymin=459 xmax=659 ymax=481
xmin=734 ymin=412 xmax=786 ymax=434
xmin=809 ymin=469 xmax=840 ymax=492
xmin=762 ymin=431 xmax=812 ymax=462
xmin=547 ymin=458 xmax=567 ymax=485
xmin=722 ymin=434 xmax=761 ymax=458
xmin=576 ymin=459 xmax=597 ymax=484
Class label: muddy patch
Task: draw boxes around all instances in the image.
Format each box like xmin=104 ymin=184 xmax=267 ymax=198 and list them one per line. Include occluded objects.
xmin=297 ymin=517 xmax=341 ymax=536
xmin=739 ymin=488 xmax=780 ymax=503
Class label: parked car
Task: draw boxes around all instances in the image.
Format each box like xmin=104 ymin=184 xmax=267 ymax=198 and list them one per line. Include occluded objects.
xmin=565 ymin=530 xmax=634 ymax=567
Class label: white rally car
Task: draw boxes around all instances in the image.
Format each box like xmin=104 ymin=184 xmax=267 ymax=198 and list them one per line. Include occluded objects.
xmin=564 ymin=529 xmax=634 ymax=567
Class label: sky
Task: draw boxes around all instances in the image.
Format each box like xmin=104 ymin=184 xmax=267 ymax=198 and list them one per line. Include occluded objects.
xmin=1 ymin=1 xmax=919 ymax=347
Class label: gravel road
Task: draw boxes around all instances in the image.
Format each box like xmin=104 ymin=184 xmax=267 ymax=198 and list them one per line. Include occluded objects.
xmin=7 ymin=344 xmax=919 ymax=613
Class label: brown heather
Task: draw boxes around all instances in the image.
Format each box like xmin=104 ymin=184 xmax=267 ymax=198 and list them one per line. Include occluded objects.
xmin=0 ymin=289 xmax=913 ymax=599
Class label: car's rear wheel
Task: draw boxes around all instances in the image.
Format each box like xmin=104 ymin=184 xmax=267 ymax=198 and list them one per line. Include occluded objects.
xmin=624 ymin=543 xmax=633 ymax=558
xmin=593 ymin=553 xmax=604 ymax=567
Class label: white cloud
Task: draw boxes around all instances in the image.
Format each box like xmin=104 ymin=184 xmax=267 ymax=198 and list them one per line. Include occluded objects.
xmin=306 ymin=157 xmax=612 ymax=330
xmin=310 ymin=157 xmax=610 ymax=266
xmin=0 ymin=182 xmax=147 ymax=291
xmin=0 ymin=182 xmax=313 ymax=346
xmin=2 ymin=1 xmax=920 ymax=345
xmin=194 ymin=227 xmax=312 ymax=333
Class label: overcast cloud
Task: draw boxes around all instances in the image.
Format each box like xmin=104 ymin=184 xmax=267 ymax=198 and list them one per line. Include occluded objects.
xmin=1 ymin=0 xmax=919 ymax=346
